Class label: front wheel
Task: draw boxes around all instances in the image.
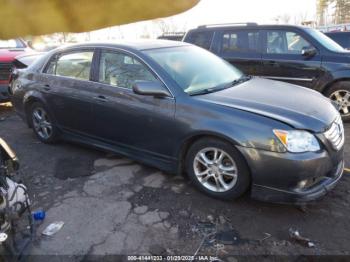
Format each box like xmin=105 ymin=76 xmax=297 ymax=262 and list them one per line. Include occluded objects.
xmin=186 ymin=138 xmax=250 ymax=200
xmin=325 ymin=82 xmax=350 ymax=122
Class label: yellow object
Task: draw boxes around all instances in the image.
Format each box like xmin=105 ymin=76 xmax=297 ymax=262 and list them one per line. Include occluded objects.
xmin=344 ymin=168 xmax=350 ymax=173
xmin=0 ymin=0 xmax=199 ymax=39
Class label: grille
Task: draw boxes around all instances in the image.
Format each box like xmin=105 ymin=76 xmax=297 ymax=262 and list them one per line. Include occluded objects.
xmin=0 ymin=62 xmax=13 ymax=81
xmin=324 ymin=115 xmax=345 ymax=151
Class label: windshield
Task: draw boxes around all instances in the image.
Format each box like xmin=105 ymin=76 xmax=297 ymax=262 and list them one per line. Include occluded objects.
xmin=0 ymin=39 xmax=26 ymax=49
xmin=145 ymin=45 xmax=243 ymax=94
xmin=306 ymin=28 xmax=345 ymax=52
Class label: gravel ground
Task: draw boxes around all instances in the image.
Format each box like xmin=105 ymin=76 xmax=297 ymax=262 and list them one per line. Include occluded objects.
xmin=0 ymin=103 xmax=349 ymax=260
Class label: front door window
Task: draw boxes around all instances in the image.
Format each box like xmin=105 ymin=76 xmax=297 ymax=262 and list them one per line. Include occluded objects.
xmin=98 ymin=51 xmax=158 ymax=89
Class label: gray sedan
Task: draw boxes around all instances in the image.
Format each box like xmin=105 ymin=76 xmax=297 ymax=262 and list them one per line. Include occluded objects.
xmin=9 ymin=40 xmax=345 ymax=203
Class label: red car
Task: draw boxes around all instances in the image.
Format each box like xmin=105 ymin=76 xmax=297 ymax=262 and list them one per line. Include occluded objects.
xmin=0 ymin=39 xmax=33 ymax=103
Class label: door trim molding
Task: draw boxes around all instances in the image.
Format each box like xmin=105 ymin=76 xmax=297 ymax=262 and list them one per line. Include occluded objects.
xmin=257 ymin=76 xmax=314 ymax=82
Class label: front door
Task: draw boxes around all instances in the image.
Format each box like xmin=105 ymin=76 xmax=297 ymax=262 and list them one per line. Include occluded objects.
xmin=90 ymin=49 xmax=176 ymax=157
xmin=260 ymin=30 xmax=322 ymax=88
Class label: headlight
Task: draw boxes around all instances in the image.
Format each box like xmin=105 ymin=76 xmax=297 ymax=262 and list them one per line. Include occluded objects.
xmin=273 ymin=129 xmax=320 ymax=153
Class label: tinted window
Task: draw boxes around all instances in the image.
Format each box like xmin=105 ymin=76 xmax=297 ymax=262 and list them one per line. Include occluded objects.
xmin=185 ymin=31 xmax=213 ymax=50
xmin=266 ymin=31 xmax=313 ymax=54
xmin=47 ymin=51 xmax=93 ymax=80
xmin=326 ymin=33 xmax=350 ymax=48
xmin=222 ymin=30 xmax=259 ymax=53
xmin=98 ymin=51 xmax=157 ymax=89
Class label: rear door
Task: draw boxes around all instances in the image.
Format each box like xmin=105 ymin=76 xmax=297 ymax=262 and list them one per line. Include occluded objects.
xmin=216 ymin=29 xmax=262 ymax=75
xmin=39 ymin=49 xmax=96 ymax=134
xmin=90 ymin=48 xmax=176 ymax=157
xmin=260 ymin=29 xmax=322 ymax=88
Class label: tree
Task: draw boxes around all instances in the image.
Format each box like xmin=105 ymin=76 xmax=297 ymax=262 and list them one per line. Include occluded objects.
xmin=317 ymin=0 xmax=330 ymax=25
xmin=152 ymin=18 xmax=187 ymax=37
xmin=293 ymin=12 xmax=309 ymax=25
xmin=317 ymin=0 xmax=350 ymax=25
xmin=280 ymin=14 xmax=291 ymax=24
xmin=334 ymin=0 xmax=350 ymax=24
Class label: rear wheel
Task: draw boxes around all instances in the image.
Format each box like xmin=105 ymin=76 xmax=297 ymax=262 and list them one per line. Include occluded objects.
xmin=325 ymin=82 xmax=350 ymax=122
xmin=29 ymin=102 xmax=59 ymax=143
xmin=185 ymin=138 xmax=250 ymax=200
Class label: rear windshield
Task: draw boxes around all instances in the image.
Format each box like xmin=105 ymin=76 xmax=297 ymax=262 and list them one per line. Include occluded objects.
xmin=0 ymin=39 xmax=26 ymax=49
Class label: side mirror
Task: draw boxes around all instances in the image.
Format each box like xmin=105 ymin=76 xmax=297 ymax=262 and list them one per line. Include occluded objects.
xmin=132 ymin=81 xmax=171 ymax=98
xmin=301 ymin=48 xmax=317 ymax=57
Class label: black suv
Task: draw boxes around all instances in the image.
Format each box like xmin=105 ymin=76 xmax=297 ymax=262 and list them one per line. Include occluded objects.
xmin=325 ymin=31 xmax=350 ymax=50
xmin=183 ymin=23 xmax=350 ymax=121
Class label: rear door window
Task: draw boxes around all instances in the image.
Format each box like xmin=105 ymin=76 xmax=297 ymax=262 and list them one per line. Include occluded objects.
xmin=45 ymin=51 xmax=94 ymax=81
xmin=221 ymin=30 xmax=259 ymax=53
xmin=185 ymin=31 xmax=213 ymax=50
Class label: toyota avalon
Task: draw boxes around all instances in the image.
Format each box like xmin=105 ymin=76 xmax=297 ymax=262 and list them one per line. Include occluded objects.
xmin=9 ymin=41 xmax=345 ymax=203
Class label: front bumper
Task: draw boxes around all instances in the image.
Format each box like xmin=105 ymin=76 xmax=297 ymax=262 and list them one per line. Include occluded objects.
xmin=0 ymin=84 xmax=10 ymax=103
xmin=237 ymin=146 xmax=344 ymax=204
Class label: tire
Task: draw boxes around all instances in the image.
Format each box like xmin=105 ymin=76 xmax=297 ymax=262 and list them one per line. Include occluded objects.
xmin=185 ymin=138 xmax=250 ymax=200
xmin=325 ymin=81 xmax=350 ymax=122
xmin=29 ymin=102 xmax=59 ymax=143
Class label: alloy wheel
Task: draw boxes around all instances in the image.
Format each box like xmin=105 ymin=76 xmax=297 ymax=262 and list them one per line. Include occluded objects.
xmin=193 ymin=147 xmax=238 ymax=193
xmin=330 ymin=90 xmax=350 ymax=116
xmin=32 ymin=107 xmax=53 ymax=140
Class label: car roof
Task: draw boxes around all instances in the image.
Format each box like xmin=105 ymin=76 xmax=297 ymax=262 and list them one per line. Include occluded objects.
xmin=189 ymin=24 xmax=311 ymax=32
xmin=56 ymin=40 xmax=190 ymax=52
xmin=325 ymin=31 xmax=350 ymax=35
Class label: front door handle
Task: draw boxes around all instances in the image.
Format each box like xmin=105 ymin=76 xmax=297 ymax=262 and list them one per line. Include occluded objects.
xmin=94 ymin=95 xmax=108 ymax=102
xmin=265 ymin=60 xmax=278 ymax=66
xmin=43 ymin=84 xmax=51 ymax=92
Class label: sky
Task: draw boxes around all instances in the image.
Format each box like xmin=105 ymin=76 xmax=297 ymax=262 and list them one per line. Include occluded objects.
xmin=87 ymin=0 xmax=317 ymax=40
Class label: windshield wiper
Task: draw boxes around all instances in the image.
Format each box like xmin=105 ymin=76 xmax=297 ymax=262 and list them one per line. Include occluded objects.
xmin=188 ymin=87 xmax=221 ymax=96
xmin=188 ymin=75 xmax=252 ymax=96
xmin=230 ymin=75 xmax=252 ymax=86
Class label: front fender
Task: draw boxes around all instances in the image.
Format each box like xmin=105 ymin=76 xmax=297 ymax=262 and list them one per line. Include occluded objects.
xmin=176 ymin=107 xmax=291 ymax=157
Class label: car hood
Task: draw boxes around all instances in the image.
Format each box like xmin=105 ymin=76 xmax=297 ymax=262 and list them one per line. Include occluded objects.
xmin=195 ymin=77 xmax=338 ymax=133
